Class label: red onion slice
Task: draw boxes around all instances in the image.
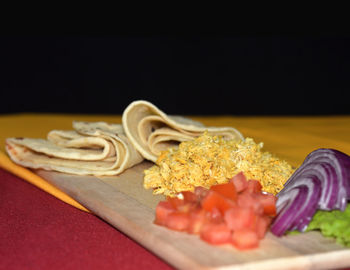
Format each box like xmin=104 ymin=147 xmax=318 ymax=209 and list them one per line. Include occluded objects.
xmin=270 ymin=186 xmax=308 ymax=236
xmin=333 ymin=150 xmax=350 ymax=198
xmin=272 ymin=177 xmax=321 ymax=235
xmin=270 ymin=148 xmax=350 ymax=236
xmin=294 ymin=177 xmax=322 ymax=231
xmin=302 ymin=149 xmax=350 ymax=210
xmin=281 ymin=162 xmax=339 ymax=210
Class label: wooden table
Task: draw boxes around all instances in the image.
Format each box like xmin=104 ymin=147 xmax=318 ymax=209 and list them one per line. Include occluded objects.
xmin=1 ymin=114 xmax=350 ymax=269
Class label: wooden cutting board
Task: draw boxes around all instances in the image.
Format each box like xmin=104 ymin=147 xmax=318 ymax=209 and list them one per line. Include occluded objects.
xmin=36 ymin=162 xmax=350 ymax=270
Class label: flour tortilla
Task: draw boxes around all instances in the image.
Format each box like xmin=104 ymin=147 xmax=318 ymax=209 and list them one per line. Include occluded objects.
xmin=6 ymin=121 xmax=144 ymax=176
xmin=122 ymin=100 xmax=244 ymax=162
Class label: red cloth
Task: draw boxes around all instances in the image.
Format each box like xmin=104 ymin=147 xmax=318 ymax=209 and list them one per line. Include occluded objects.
xmin=0 ymin=168 xmax=173 ymax=270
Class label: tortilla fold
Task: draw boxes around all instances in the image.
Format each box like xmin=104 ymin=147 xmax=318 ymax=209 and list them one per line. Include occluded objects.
xmin=122 ymin=100 xmax=244 ymax=162
xmin=6 ymin=121 xmax=144 ymax=176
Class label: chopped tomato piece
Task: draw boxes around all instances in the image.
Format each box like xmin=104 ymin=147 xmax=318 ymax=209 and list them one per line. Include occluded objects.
xmin=208 ymin=207 xmax=224 ymax=223
xmin=230 ymin=172 xmax=248 ymax=193
xmin=155 ymin=201 xmax=175 ymax=226
xmin=224 ymin=206 xmax=256 ymax=231
xmin=181 ymin=191 xmax=198 ymax=203
xmin=237 ymin=192 xmax=263 ymax=215
xmin=194 ymin=186 xmax=209 ymax=200
xmin=188 ymin=208 xmax=209 ymax=234
xmin=167 ymin=196 xmax=198 ymax=213
xmin=232 ymin=229 xmax=259 ymax=250
xmin=200 ymin=223 xmax=232 ymax=245
xmin=167 ymin=196 xmax=186 ymax=209
xmin=201 ymin=190 xmax=236 ymax=214
xmin=255 ymin=215 xmax=272 ymax=239
xmin=164 ymin=212 xmax=190 ymax=231
xmin=210 ymin=181 xmax=237 ymax=201
xmin=255 ymin=193 xmax=277 ymax=216
xmin=245 ymin=179 xmax=262 ymax=193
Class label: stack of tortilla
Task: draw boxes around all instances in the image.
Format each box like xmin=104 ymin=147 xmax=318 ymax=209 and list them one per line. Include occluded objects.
xmin=6 ymin=121 xmax=143 ymax=176
xmin=6 ymin=100 xmax=244 ymax=175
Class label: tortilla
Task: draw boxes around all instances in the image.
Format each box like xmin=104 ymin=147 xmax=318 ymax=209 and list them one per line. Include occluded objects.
xmin=122 ymin=100 xmax=244 ymax=162
xmin=5 ymin=121 xmax=144 ymax=176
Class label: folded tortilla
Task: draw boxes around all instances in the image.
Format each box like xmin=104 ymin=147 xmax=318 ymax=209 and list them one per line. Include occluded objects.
xmin=6 ymin=121 xmax=144 ymax=176
xmin=122 ymin=100 xmax=244 ymax=162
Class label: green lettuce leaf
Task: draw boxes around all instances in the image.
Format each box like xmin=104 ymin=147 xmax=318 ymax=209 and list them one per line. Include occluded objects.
xmin=305 ymin=203 xmax=350 ymax=247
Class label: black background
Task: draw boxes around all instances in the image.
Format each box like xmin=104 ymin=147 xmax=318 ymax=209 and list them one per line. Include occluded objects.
xmin=1 ymin=34 xmax=350 ymax=115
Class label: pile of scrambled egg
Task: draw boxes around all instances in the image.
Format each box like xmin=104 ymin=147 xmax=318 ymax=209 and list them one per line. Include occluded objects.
xmin=143 ymin=132 xmax=294 ymax=197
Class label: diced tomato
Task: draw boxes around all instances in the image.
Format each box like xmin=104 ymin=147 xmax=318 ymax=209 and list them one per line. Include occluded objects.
xmin=232 ymin=229 xmax=259 ymax=250
xmin=210 ymin=181 xmax=237 ymax=201
xmin=153 ymin=172 xmax=277 ymax=250
xmin=255 ymin=215 xmax=272 ymax=239
xmin=181 ymin=191 xmax=198 ymax=203
xmin=224 ymin=206 xmax=256 ymax=231
xmin=201 ymin=190 xmax=236 ymax=215
xmin=187 ymin=208 xmax=208 ymax=234
xmin=245 ymin=179 xmax=262 ymax=193
xmin=200 ymin=223 xmax=232 ymax=245
xmin=194 ymin=186 xmax=209 ymax=200
xmin=167 ymin=196 xmax=198 ymax=213
xmin=237 ymin=192 xmax=264 ymax=215
xmin=208 ymin=206 xmax=224 ymax=223
xmin=154 ymin=201 xmax=175 ymax=226
xmin=164 ymin=212 xmax=190 ymax=231
xmin=255 ymin=193 xmax=277 ymax=216
xmin=167 ymin=196 xmax=186 ymax=209
xmin=230 ymin=172 xmax=248 ymax=193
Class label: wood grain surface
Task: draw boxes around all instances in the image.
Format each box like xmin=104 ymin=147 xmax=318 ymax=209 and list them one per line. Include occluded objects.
xmin=36 ymin=162 xmax=350 ymax=270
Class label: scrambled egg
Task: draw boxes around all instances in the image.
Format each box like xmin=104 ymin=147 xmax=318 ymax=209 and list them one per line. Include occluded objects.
xmin=143 ymin=132 xmax=294 ymax=197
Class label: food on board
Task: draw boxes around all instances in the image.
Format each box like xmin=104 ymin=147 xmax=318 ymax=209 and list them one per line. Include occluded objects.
xmin=271 ymin=148 xmax=350 ymax=236
xmin=6 ymin=121 xmax=144 ymax=176
xmin=6 ymin=99 xmax=350 ymax=251
xmin=122 ymin=100 xmax=243 ymax=162
xmin=154 ymin=172 xmax=277 ymax=250
xmin=144 ymin=132 xmax=294 ymax=197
